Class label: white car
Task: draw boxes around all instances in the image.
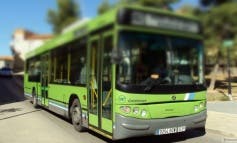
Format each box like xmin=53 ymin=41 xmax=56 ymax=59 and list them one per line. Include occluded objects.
xmin=0 ymin=67 xmax=13 ymax=77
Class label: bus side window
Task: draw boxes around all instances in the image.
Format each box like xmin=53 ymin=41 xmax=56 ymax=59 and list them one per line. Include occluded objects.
xmin=28 ymin=57 xmax=41 ymax=82
xmin=49 ymin=46 xmax=69 ymax=84
xmin=56 ymin=48 xmax=68 ymax=84
xmin=70 ymin=39 xmax=87 ymax=86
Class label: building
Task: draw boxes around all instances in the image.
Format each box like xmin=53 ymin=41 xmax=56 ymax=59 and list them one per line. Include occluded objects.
xmin=10 ymin=29 xmax=53 ymax=72
xmin=0 ymin=56 xmax=14 ymax=69
xmin=10 ymin=29 xmax=53 ymax=60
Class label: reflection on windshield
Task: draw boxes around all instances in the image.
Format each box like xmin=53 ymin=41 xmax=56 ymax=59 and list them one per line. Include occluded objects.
xmin=117 ymin=31 xmax=204 ymax=86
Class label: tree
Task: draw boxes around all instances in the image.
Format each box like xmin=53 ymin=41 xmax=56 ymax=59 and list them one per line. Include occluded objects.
xmin=98 ymin=0 xmax=111 ymax=15
xmin=177 ymin=1 xmax=237 ymax=91
xmin=97 ymin=0 xmax=179 ymax=14
xmin=176 ymin=4 xmax=202 ymax=15
xmin=47 ymin=0 xmax=80 ymax=34
xmin=137 ymin=0 xmax=179 ymax=9
xmin=121 ymin=0 xmax=179 ymax=9
xmin=200 ymin=1 xmax=237 ymax=90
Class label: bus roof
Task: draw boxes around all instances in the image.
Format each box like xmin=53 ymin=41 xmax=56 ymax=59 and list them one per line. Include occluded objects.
xmin=26 ymin=4 xmax=200 ymax=59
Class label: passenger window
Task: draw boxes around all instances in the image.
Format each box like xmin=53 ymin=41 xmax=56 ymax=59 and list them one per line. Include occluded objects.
xmin=70 ymin=39 xmax=87 ymax=85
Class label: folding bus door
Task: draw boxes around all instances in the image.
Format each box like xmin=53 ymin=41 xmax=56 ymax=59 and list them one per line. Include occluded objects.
xmin=41 ymin=53 xmax=50 ymax=107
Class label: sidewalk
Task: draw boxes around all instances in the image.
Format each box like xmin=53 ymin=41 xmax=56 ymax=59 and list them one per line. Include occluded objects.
xmin=207 ymin=101 xmax=237 ymax=138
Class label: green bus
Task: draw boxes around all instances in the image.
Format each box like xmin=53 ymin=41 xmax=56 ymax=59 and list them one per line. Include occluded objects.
xmin=24 ymin=4 xmax=207 ymax=140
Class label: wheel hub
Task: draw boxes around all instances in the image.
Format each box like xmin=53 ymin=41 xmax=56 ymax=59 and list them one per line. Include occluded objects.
xmin=72 ymin=107 xmax=81 ymax=124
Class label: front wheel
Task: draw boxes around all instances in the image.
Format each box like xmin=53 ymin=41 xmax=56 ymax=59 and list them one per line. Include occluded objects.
xmin=70 ymin=99 xmax=85 ymax=132
xmin=196 ymin=126 xmax=206 ymax=135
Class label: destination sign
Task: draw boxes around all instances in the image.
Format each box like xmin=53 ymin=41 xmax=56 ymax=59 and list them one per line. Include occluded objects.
xmin=118 ymin=9 xmax=200 ymax=34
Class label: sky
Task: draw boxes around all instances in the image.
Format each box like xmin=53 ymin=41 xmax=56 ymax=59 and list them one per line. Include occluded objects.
xmin=0 ymin=0 xmax=200 ymax=56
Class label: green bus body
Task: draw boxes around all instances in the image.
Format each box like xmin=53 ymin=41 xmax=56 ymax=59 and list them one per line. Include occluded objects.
xmin=24 ymin=4 xmax=207 ymax=140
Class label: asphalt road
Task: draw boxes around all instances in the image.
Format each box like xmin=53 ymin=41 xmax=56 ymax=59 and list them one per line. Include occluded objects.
xmin=0 ymin=75 xmax=24 ymax=105
xmin=0 ymin=76 xmax=231 ymax=143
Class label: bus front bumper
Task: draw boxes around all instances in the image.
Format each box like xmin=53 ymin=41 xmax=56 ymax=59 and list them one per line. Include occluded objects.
xmin=113 ymin=110 xmax=207 ymax=140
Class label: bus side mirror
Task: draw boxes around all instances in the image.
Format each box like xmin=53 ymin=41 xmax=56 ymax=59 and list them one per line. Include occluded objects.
xmin=111 ymin=48 xmax=123 ymax=64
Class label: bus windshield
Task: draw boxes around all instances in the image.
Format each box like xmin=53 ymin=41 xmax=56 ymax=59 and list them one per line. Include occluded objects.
xmin=117 ymin=31 xmax=204 ymax=87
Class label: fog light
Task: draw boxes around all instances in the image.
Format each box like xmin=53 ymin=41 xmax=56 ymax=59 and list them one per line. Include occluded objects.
xmin=120 ymin=106 xmax=131 ymax=114
xmin=133 ymin=107 xmax=139 ymax=115
xmin=141 ymin=109 xmax=147 ymax=117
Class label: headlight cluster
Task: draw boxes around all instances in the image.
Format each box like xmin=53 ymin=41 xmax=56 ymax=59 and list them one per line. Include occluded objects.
xmin=199 ymin=102 xmax=204 ymax=108
xmin=141 ymin=109 xmax=148 ymax=117
xmin=133 ymin=107 xmax=139 ymax=115
xmin=120 ymin=106 xmax=131 ymax=114
xmin=120 ymin=106 xmax=148 ymax=118
xmin=194 ymin=101 xmax=206 ymax=112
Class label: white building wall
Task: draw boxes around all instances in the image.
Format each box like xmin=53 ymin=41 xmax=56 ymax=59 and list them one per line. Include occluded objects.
xmin=0 ymin=61 xmax=4 ymax=68
xmin=27 ymin=40 xmax=45 ymax=52
xmin=10 ymin=31 xmax=49 ymax=60
xmin=0 ymin=60 xmax=13 ymax=69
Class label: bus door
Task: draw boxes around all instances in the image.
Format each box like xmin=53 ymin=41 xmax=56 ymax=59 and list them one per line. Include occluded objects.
xmin=88 ymin=36 xmax=100 ymax=128
xmin=100 ymin=32 xmax=113 ymax=133
xmin=88 ymin=32 xmax=113 ymax=133
xmin=41 ymin=53 xmax=50 ymax=107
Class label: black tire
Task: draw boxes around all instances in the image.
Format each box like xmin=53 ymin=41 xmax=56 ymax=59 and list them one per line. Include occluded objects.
xmin=32 ymin=90 xmax=38 ymax=108
xmin=196 ymin=126 xmax=206 ymax=135
xmin=70 ymin=98 xmax=85 ymax=132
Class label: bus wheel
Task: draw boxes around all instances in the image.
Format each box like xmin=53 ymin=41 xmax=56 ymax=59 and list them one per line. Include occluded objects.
xmin=70 ymin=99 xmax=85 ymax=132
xmin=196 ymin=127 xmax=206 ymax=135
xmin=32 ymin=90 xmax=38 ymax=108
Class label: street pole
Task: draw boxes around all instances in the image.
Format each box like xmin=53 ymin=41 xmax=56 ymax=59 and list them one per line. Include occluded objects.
xmin=222 ymin=23 xmax=233 ymax=101
xmin=227 ymin=46 xmax=233 ymax=100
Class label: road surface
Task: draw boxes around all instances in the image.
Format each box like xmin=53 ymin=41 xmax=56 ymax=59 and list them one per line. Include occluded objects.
xmin=0 ymin=76 xmax=24 ymax=105
xmin=208 ymin=101 xmax=237 ymax=114
xmin=0 ymin=76 xmax=233 ymax=143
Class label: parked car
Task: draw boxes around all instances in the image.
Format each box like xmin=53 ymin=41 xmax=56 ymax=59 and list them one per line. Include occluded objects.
xmin=0 ymin=67 xmax=13 ymax=77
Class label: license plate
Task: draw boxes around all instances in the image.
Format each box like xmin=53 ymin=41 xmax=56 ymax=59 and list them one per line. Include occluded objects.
xmin=156 ymin=126 xmax=186 ymax=135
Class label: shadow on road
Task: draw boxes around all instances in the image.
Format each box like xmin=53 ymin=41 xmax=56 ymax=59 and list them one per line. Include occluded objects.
xmin=88 ymin=129 xmax=206 ymax=143
xmin=115 ymin=130 xmax=205 ymax=143
xmin=0 ymin=75 xmax=25 ymax=105
xmin=0 ymin=109 xmax=41 ymax=120
xmin=37 ymin=100 xmax=206 ymax=143
xmin=0 ymin=108 xmax=22 ymax=114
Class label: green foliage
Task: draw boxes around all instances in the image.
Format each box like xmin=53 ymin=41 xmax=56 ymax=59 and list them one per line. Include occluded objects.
xmin=47 ymin=0 xmax=80 ymax=34
xmin=202 ymin=3 xmax=237 ymax=39
xmin=98 ymin=0 xmax=111 ymax=15
xmin=97 ymin=0 xmax=179 ymax=14
xmin=138 ymin=0 xmax=179 ymax=9
xmin=176 ymin=5 xmax=202 ymax=16
xmin=176 ymin=1 xmax=237 ymax=65
xmin=120 ymin=0 xmax=179 ymax=9
xmin=201 ymin=2 xmax=237 ymax=64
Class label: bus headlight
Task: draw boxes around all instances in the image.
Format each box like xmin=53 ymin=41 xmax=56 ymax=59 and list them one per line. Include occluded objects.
xmin=120 ymin=106 xmax=131 ymax=114
xmin=141 ymin=109 xmax=147 ymax=117
xmin=133 ymin=107 xmax=139 ymax=115
xmin=199 ymin=102 xmax=204 ymax=108
xmin=194 ymin=105 xmax=199 ymax=112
